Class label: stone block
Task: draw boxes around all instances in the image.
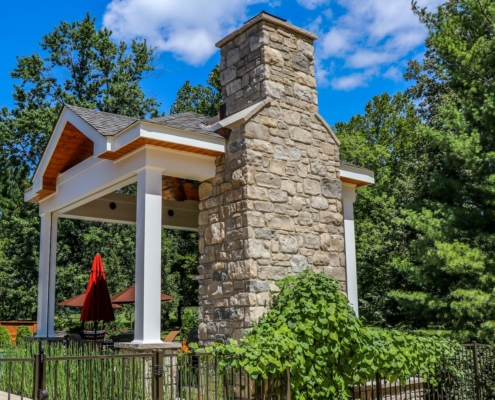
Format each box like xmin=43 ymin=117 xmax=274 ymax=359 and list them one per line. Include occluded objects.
xmin=228 ymin=260 xmax=258 ymax=280
xmin=269 ymin=159 xmax=286 ymax=175
xmin=268 ymin=188 xmax=288 ymax=203
xmin=250 ymin=139 xmax=273 ymax=153
xmin=268 ymin=215 xmax=295 ymax=231
xmin=214 ymin=308 xmax=239 ymax=320
xmin=258 ymin=266 xmax=288 ymax=280
xmin=274 ymin=145 xmax=301 ymax=161
xmin=220 ymin=66 xmax=237 ymax=85
xmin=265 ymin=46 xmax=284 ymax=66
xmin=321 ymin=178 xmax=342 ymax=199
xmin=207 ymin=283 xmax=223 ymax=298
xmin=205 ymin=222 xmax=225 ymax=245
xmin=310 ymin=160 xmax=327 ymax=176
xmin=254 ymin=228 xmax=278 ymax=240
xmin=298 ymin=212 xmax=313 ymax=226
xmin=313 ymin=251 xmax=330 ymax=266
xmin=304 ymin=233 xmax=320 ymax=249
xmin=246 ymin=280 xmax=271 ymax=292
xmin=311 ymin=196 xmax=328 ymax=210
xmin=199 ymin=182 xmax=213 ymax=200
xmin=265 ymin=81 xmax=285 ymax=99
xmin=290 ymin=255 xmax=308 ymax=272
xmin=303 ymin=179 xmax=321 ymax=195
xmin=254 ymin=201 xmax=275 ymax=212
xmin=280 ymin=235 xmax=299 ymax=253
xmin=255 ymin=172 xmax=281 ymax=188
xmin=320 ymin=211 xmax=343 ymax=226
xmin=320 ymin=234 xmax=344 ymax=252
xmin=289 ymin=126 xmax=312 ymax=144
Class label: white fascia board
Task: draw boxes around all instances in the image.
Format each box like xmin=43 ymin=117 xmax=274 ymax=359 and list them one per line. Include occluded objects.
xmin=24 ymin=186 xmax=37 ymax=202
xmin=110 ymin=121 xmax=225 ymax=154
xmin=30 ymin=107 xmax=106 ymax=191
xmin=340 ymin=164 xmax=375 ymax=186
xmin=39 ymin=146 xmax=217 ymax=214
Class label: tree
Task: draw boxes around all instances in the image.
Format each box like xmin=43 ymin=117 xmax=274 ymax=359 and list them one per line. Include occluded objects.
xmin=0 ymin=14 xmax=161 ymax=321
xmin=335 ymin=92 xmax=431 ymax=326
xmin=170 ymin=66 xmax=222 ymax=117
xmin=395 ymin=0 xmax=495 ymax=340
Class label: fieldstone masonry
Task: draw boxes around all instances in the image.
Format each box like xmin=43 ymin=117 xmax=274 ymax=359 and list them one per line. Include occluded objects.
xmin=197 ymin=13 xmax=345 ymax=345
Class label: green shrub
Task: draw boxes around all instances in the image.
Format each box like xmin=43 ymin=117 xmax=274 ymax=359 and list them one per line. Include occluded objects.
xmin=15 ymin=326 xmax=32 ymax=344
xmin=181 ymin=307 xmax=199 ymax=339
xmin=0 ymin=326 xmax=12 ymax=349
xmin=208 ymin=271 xmax=461 ymax=399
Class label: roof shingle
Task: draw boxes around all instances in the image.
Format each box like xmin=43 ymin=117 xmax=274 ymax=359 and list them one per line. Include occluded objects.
xmin=66 ymin=105 xmax=138 ymax=136
xmin=66 ymin=105 xmax=223 ymax=139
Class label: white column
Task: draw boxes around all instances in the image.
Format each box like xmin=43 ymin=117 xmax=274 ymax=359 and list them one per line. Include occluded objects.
xmin=36 ymin=212 xmax=58 ymax=337
xmin=133 ymin=168 xmax=163 ymax=344
xmin=342 ymin=184 xmax=359 ymax=317
xmin=47 ymin=213 xmax=58 ymax=337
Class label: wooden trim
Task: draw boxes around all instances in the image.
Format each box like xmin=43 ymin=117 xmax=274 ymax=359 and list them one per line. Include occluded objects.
xmin=30 ymin=122 xmax=94 ymax=202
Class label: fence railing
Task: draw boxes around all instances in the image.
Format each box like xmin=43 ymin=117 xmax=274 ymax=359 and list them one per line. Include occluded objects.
xmin=0 ymin=341 xmax=491 ymax=399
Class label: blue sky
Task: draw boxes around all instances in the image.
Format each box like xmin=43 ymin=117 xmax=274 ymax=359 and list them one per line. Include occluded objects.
xmin=0 ymin=0 xmax=442 ymax=125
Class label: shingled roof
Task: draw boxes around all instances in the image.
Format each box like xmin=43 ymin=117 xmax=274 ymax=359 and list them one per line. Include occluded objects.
xmin=66 ymin=105 xmax=138 ymax=136
xmin=147 ymin=112 xmax=221 ymax=138
xmin=66 ymin=105 xmax=223 ymax=139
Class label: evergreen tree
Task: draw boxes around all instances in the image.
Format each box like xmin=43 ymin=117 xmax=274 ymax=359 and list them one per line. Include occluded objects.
xmin=170 ymin=66 xmax=222 ymax=117
xmin=0 ymin=14 xmax=195 ymax=326
xmin=395 ymin=0 xmax=495 ymax=340
xmin=335 ymin=93 xmax=430 ymax=326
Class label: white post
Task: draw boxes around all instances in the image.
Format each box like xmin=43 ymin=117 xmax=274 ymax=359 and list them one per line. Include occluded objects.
xmin=47 ymin=213 xmax=58 ymax=337
xmin=37 ymin=212 xmax=56 ymax=337
xmin=133 ymin=167 xmax=163 ymax=344
xmin=342 ymin=184 xmax=359 ymax=317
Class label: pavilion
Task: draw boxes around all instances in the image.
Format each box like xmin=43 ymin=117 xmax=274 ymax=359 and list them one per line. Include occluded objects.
xmin=25 ymin=12 xmax=374 ymax=345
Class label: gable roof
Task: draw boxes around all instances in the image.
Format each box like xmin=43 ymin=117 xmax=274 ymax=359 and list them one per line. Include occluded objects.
xmin=66 ymin=105 xmax=138 ymax=136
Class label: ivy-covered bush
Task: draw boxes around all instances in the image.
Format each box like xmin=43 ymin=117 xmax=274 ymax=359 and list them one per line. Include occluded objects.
xmin=208 ymin=271 xmax=461 ymax=399
xmin=181 ymin=307 xmax=199 ymax=340
xmin=0 ymin=326 xmax=12 ymax=349
xmin=15 ymin=326 xmax=32 ymax=344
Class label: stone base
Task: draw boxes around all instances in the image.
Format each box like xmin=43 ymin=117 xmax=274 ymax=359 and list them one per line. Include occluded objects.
xmin=114 ymin=342 xmax=180 ymax=353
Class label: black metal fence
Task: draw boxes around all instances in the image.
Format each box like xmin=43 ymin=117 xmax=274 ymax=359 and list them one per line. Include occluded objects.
xmin=0 ymin=342 xmax=492 ymax=399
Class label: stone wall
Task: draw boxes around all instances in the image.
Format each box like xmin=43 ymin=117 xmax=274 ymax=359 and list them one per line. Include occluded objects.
xmin=197 ymin=13 xmax=345 ymax=345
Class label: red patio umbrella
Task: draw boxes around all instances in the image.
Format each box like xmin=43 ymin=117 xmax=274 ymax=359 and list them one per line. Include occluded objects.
xmin=111 ymin=285 xmax=173 ymax=304
xmin=80 ymin=254 xmax=115 ymax=337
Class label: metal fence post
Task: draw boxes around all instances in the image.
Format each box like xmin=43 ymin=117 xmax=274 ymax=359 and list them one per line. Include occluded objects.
xmin=285 ymin=368 xmax=291 ymax=400
xmin=33 ymin=341 xmax=48 ymax=400
xmin=376 ymin=372 xmax=382 ymax=399
xmin=472 ymin=341 xmax=481 ymax=400
xmin=152 ymin=350 xmax=164 ymax=400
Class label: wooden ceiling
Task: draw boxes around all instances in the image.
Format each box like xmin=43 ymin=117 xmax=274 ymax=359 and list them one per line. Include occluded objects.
xmin=162 ymin=176 xmax=199 ymax=202
xmin=28 ymin=122 xmax=94 ymax=203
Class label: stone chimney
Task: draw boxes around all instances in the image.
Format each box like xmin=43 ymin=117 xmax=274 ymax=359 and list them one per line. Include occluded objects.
xmin=197 ymin=13 xmax=344 ymax=345
xmin=217 ymin=12 xmax=318 ymax=117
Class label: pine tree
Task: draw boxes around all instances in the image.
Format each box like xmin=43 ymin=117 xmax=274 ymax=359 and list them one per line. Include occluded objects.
xmin=395 ymin=0 xmax=495 ymax=340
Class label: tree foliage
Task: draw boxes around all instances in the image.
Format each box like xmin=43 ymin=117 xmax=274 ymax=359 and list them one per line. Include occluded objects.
xmin=170 ymin=66 xmax=222 ymax=117
xmin=394 ymin=0 xmax=495 ymax=341
xmin=0 ymin=15 xmax=197 ymax=327
xmin=335 ymin=93 xmax=433 ymax=326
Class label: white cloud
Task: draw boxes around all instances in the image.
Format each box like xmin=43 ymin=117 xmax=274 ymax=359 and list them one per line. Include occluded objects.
xmin=383 ymin=66 xmax=403 ymax=82
xmin=103 ymin=0 xmax=268 ymax=65
xmin=315 ymin=0 xmax=444 ymax=89
xmin=296 ymin=0 xmax=331 ymax=9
